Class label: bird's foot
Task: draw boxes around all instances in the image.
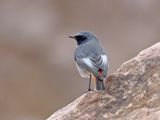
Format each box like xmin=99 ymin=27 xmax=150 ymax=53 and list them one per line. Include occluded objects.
xmin=87 ymin=88 xmax=93 ymax=92
xmin=83 ymin=89 xmax=93 ymax=94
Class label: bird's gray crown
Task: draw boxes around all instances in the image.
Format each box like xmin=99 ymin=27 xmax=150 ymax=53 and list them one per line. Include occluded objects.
xmin=69 ymin=31 xmax=98 ymax=45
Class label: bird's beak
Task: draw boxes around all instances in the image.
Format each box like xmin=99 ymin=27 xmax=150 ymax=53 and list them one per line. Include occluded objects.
xmin=69 ymin=35 xmax=75 ymax=39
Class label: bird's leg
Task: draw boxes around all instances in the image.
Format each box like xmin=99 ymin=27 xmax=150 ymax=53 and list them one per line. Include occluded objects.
xmin=88 ymin=75 xmax=92 ymax=91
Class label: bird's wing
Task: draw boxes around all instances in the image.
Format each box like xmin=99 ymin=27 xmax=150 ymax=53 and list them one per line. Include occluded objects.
xmin=76 ymin=54 xmax=108 ymax=79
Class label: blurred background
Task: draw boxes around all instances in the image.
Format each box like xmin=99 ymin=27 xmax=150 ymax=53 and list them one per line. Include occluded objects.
xmin=0 ymin=0 xmax=159 ymax=119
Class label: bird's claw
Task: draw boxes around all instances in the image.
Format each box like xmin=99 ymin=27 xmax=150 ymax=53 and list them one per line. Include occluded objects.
xmin=87 ymin=88 xmax=93 ymax=92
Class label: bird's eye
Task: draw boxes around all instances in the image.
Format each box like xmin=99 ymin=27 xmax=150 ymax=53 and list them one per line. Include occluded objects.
xmin=75 ymin=35 xmax=86 ymax=41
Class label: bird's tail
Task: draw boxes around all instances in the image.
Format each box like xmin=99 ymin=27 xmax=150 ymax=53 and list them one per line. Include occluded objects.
xmin=96 ymin=77 xmax=105 ymax=90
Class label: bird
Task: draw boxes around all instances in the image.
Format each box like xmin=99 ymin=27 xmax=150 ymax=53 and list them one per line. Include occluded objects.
xmin=69 ymin=31 xmax=109 ymax=91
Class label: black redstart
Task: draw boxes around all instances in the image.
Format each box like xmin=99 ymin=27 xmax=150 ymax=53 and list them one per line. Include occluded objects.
xmin=69 ymin=31 xmax=108 ymax=91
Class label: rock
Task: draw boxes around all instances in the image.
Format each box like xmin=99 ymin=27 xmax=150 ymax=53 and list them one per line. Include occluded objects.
xmin=47 ymin=42 xmax=160 ymax=120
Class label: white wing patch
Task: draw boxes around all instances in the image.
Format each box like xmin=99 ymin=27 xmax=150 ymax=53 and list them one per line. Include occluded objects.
xmin=101 ymin=55 xmax=107 ymax=66
xmin=82 ymin=55 xmax=108 ymax=70
xmin=76 ymin=54 xmax=108 ymax=79
xmin=82 ymin=58 xmax=94 ymax=68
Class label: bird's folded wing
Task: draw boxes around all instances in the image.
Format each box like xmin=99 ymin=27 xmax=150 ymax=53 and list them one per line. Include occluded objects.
xmin=76 ymin=55 xmax=108 ymax=79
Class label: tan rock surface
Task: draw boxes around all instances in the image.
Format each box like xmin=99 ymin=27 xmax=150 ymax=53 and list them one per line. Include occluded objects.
xmin=47 ymin=42 xmax=160 ymax=120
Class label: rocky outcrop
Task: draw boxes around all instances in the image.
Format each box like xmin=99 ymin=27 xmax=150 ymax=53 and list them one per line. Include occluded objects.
xmin=47 ymin=42 xmax=160 ymax=120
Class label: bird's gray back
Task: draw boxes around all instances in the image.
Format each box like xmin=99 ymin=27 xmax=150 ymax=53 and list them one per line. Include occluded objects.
xmin=74 ymin=40 xmax=104 ymax=60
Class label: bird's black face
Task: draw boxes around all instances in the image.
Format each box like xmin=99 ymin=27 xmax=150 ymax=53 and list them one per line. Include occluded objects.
xmin=69 ymin=31 xmax=97 ymax=45
xmin=69 ymin=35 xmax=87 ymax=45
xmin=74 ymin=35 xmax=87 ymax=45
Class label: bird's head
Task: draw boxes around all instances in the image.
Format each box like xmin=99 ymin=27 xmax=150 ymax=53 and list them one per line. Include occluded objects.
xmin=69 ymin=31 xmax=97 ymax=45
